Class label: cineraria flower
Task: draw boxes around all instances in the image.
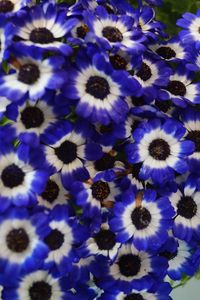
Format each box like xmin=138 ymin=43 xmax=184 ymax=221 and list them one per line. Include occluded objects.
xmin=90 ymin=243 xmax=168 ymax=293
xmin=43 ymin=205 xmax=87 ymax=275
xmin=43 ymin=120 xmax=102 ymax=188
xmin=0 ymin=143 xmax=48 ymax=211
xmin=64 ymin=49 xmax=141 ymax=124
xmin=169 ymin=177 xmax=200 ymax=241
xmin=0 ymin=0 xmax=30 ymax=16
xmin=84 ymin=6 xmax=146 ymax=54
xmin=110 ymin=189 xmax=174 ymax=251
xmin=13 ymin=3 xmax=77 ymax=55
xmin=126 ymin=118 xmax=194 ymax=183
xmin=0 ymin=51 xmax=66 ymax=101
xmin=0 ymin=208 xmax=48 ymax=275
xmin=69 ymin=20 xmax=90 ymax=44
xmin=3 ymin=269 xmax=69 ymax=300
xmin=158 ymin=66 xmax=200 ymax=107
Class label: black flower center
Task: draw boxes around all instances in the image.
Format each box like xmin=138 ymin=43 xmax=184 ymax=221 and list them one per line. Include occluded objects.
xmin=167 ymin=80 xmax=186 ymax=96
xmin=159 ymin=250 xmax=178 ymax=260
xmin=110 ymin=54 xmax=127 ymax=70
xmin=118 ymin=254 xmax=141 ymax=277
xmin=131 ymin=207 xmax=151 ymax=230
xmin=94 ymin=153 xmax=115 ymax=171
xmin=177 ymin=196 xmax=197 ymax=219
xmin=86 ymin=76 xmax=110 ymax=100
xmin=6 ymin=228 xmax=29 ymax=253
xmin=136 ymin=63 xmax=152 ymax=81
xmin=21 ymin=106 xmax=44 ymax=129
xmin=131 ymin=163 xmax=142 ymax=180
xmin=156 ymin=46 xmax=176 ymax=60
xmin=18 ymin=63 xmax=40 ymax=85
xmin=149 ymin=138 xmax=170 ymax=160
xmin=94 ymin=229 xmax=116 ymax=250
xmin=155 ymin=100 xmax=172 ymax=113
xmin=30 ymin=28 xmax=54 ymax=44
xmin=55 ymin=140 xmax=77 ymax=164
xmin=131 ymin=96 xmax=145 ymax=107
xmin=186 ymin=130 xmax=200 ymax=152
xmin=29 ymin=281 xmax=52 ymax=300
xmin=0 ymin=0 xmax=14 ymax=13
xmin=44 ymin=229 xmax=64 ymax=250
xmin=102 ymin=26 xmax=123 ymax=42
xmin=124 ymin=293 xmax=144 ymax=300
xmin=91 ymin=181 xmax=110 ymax=201
xmin=41 ymin=179 xmax=59 ymax=203
xmin=1 ymin=164 xmax=25 ymax=188
xmin=76 ymin=24 xmax=89 ymax=39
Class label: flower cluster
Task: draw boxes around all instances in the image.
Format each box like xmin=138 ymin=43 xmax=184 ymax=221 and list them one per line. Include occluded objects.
xmin=0 ymin=0 xmax=199 ymax=299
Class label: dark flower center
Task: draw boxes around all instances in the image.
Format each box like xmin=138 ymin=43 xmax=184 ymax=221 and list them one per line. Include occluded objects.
xmin=94 ymin=229 xmax=116 ymax=250
xmin=136 ymin=63 xmax=152 ymax=81
xmin=131 ymin=96 xmax=145 ymax=107
xmin=30 ymin=28 xmax=54 ymax=44
xmin=94 ymin=153 xmax=115 ymax=171
xmin=1 ymin=164 xmax=25 ymax=188
xmin=155 ymin=100 xmax=172 ymax=113
xmin=177 ymin=196 xmax=197 ymax=219
xmin=99 ymin=124 xmax=113 ymax=134
xmin=156 ymin=46 xmax=176 ymax=60
xmin=55 ymin=140 xmax=77 ymax=164
xmin=18 ymin=63 xmax=40 ymax=85
xmin=21 ymin=106 xmax=44 ymax=129
xmin=0 ymin=0 xmax=14 ymax=13
xmin=44 ymin=229 xmax=64 ymax=250
xmin=76 ymin=24 xmax=89 ymax=39
xmin=110 ymin=54 xmax=127 ymax=70
xmin=167 ymin=80 xmax=186 ymax=96
xmin=131 ymin=163 xmax=142 ymax=180
xmin=6 ymin=228 xmax=29 ymax=253
xmin=159 ymin=250 xmax=178 ymax=260
xmin=29 ymin=281 xmax=52 ymax=300
xmin=186 ymin=130 xmax=200 ymax=152
xmin=131 ymin=207 xmax=151 ymax=230
xmin=41 ymin=180 xmax=59 ymax=203
xmin=149 ymin=138 xmax=170 ymax=160
xmin=124 ymin=293 xmax=144 ymax=300
xmin=118 ymin=254 xmax=141 ymax=277
xmin=102 ymin=26 xmax=123 ymax=42
xmin=91 ymin=181 xmax=110 ymax=201
xmin=86 ymin=76 xmax=110 ymax=100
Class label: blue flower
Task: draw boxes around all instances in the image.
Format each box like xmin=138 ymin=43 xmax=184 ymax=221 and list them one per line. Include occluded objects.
xmin=110 ymin=189 xmax=174 ymax=251
xmin=126 ymin=118 xmax=194 ymax=184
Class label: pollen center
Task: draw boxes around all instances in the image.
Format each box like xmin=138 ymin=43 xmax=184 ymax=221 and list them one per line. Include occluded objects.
xmin=0 ymin=0 xmax=14 ymax=13
xmin=94 ymin=229 xmax=116 ymax=250
xmin=21 ymin=106 xmax=44 ymax=129
xmin=118 ymin=254 xmax=141 ymax=277
xmin=131 ymin=207 xmax=151 ymax=230
xmin=44 ymin=229 xmax=64 ymax=250
xmin=149 ymin=138 xmax=170 ymax=160
xmin=41 ymin=180 xmax=59 ymax=203
xmin=167 ymin=80 xmax=186 ymax=96
xmin=76 ymin=24 xmax=89 ymax=39
xmin=110 ymin=54 xmax=127 ymax=70
xmin=29 ymin=281 xmax=52 ymax=300
xmin=18 ymin=63 xmax=40 ymax=85
xmin=136 ymin=62 xmax=152 ymax=81
xmin=86 ymin=76 xmax=110 ymax=100
xmin=102 ymin=26 xmax=123 ymax=42
xmin=55 ymin=140 xmax=77 ymax=164
xmin=177 ymin=196 xmax=197 ymax=219
xmin=124 ymin=293 xmax=144 ymax=300
xmin=91 ymin=181 xmax=110 ymax=201
xmin=1 ymin=164 xmax=25 ymax=188
xmin=94 ymin=153 xmax=115 ymax=171
xmin=6 ymin=228 xmax=29 ymax=253
xmin=186 ymin=130 xmax=200 ymax=152
xmin=30 ymin=28 xmax=54 ymax=44
xmin=156 ymin=46 xmax=176 ymax=59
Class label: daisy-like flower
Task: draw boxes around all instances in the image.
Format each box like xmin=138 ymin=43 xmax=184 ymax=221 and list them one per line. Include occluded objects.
xmin=64 ymin=48 xmax=141 ymax=124
xmin=110 ymin=189 xmax=174 ymax=251
xmin=0 ymin=50 xmax=66 ymax=101
xmin=126 ymin=118 xmax=194 ymax=184
xmin=43 ymin=120 xmax=102 ymax=188
xmin=0 ymin=143 xmax=48 ymax=211
xmin=0 ymin=208 xmax=48 ymax=276
xmin=177 ymin=10 xmax=200 ymax=47
xmin=84 ymin=6 xmax=146 ymax=54
xmin=90 ymin=243 xmax=168 ymax=293
xmin=158 ymin=66 xmax=200 ymax=107
xmin=43 ymin=205 xmax=88 ymax=275
xmin=13 ymin=3 xmax=77 ymax=55
xmin=0 ymin=0 xmax=30 ymax=16
xmin=169 ymin=177 xmax=200 ymax=241
xmin=3 ymin=269 xmax=70 ymax=300
xmin=158 ymin=236 xmax=196 ymax=280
